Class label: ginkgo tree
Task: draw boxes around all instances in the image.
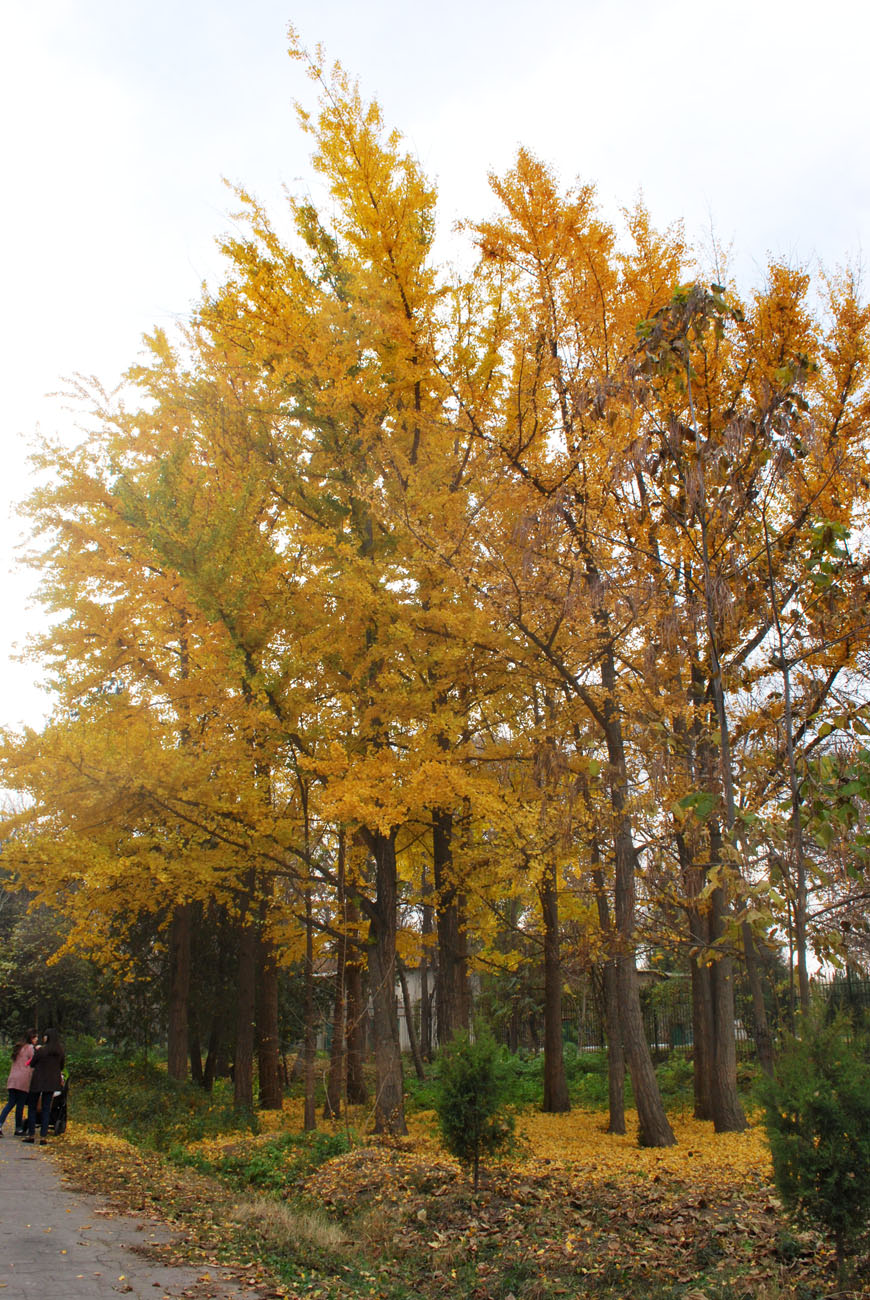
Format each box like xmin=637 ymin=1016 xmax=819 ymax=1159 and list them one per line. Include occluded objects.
xmin=3 ymin=31 xmax=870 ymax=1152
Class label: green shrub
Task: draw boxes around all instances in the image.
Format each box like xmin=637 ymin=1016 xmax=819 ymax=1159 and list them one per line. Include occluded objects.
xmin=572 ymin=1064 xmax=610 ymax=1109
xmin=760 ymin=1013 xmax=870 ymax=1275
xmin=434 ymin=1028 xmax=514 ymax=1191
xmin=655 ymin=1053 xmax=693 ymax=1104
xmin=65 ymin=1034 xmax=115 ymax=1083
xmin=403 ymin=1070 xmax=439 ymax=1113
xmin=496 ymin=1047 xmax=543 ymax=1107
xmin=410 ymin=1041 xmax=618 ymax=1115
xmin=72 ymin=1055 xmax=254 ymax=1149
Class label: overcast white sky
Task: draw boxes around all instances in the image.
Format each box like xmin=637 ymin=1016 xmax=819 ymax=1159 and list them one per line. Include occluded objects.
xmin=2 ymin=0 xmax=868 ymax=730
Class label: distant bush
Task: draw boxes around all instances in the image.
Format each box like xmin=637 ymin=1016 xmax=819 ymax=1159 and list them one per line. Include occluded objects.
xmin=497 ymin=1048 xmax=545 ymax=1108
xmin=760 ymin=1013 xmax=870 ymax=1277
xmin=407 ymin=1041 xmax=617 ymax=1114
xmin=403 ymin=1069 xmax=439 ymax=1113
xmin=655 ymin=1053 xmax=693 ymax=1104
xmin=573 ymin=1068 xmax=610 ymax=1108
xmin=64 ymin=1034 xmax=116 ymax=1083
xmin=563 ymin=1043 xmax=613 ymax=1107
xmin=73 ymin=1055 xmax=254 ymax=1149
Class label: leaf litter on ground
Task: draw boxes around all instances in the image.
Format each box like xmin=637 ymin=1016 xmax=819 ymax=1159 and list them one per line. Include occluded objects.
xmin=51 ymin=1102 xmax=865 ymax=1299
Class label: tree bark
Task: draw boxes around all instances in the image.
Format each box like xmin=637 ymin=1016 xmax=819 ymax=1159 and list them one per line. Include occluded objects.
xmin=303 ymin=887 xmax=317 ymax=1131
xmin=539 ymin=860 xmax=570 ymax=1112
xmin=257 ymin=927 xmax=282 ymax=1110
xmin=203 ymin=903 xmax=232 ymax=1092
xmin=397 ymin=953 xmax=426 ymax=1081
xmin=697 ymin=510 xmax=763 ymax=1117
xmin=762 ymin=513 xmax=815 ymax=1019
xmin=234 ymin=878 xmax=257 ymax=1112
xmin=189 ymin=1008 xmax=204 ymax=1087
xmin=601 ymin=643 xmax=675 ymax=1147
xmin=707 ymin=846 xmax=747 ymax=1133
xmin=710 ymin=953 xmax=746 ymax=1132
xmin=420 ymin=865 xmax=434 ymax=1060
xmin=601 ymin=959 xmax=625 ymax=1132
xmin=688 ymin=917 xmax=715 ymax=1122
xmin=679 ymin=825 xmax=715 ymax=1121
xmin=345 ymin=892 xmax=368 ymax=1106
xmin=741 ymin=921 xmax=775 ymax=1076
xmin=591 ymin=864 xmax=625 ymax=1134
xmin=433 ymin=809 xmax=469 ymax=1044
xmin=167 ymin=902 xmax=192 ymax=1081
xmin=203 ymin=1017 xmax=220 ymax=1091
xmin=365 ymin=828 xmax=407 ymax=1135
xmin=324 ymin=831 xmax=348 ymax=1120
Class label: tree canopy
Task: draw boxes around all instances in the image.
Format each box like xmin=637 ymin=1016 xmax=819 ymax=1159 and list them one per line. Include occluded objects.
xmin=3 ymin=37 xmax=870 ymax=1142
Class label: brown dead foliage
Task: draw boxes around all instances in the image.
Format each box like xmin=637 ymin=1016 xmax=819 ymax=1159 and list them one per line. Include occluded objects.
xmin=50 ymin=1124 xmax=870 ymax=1299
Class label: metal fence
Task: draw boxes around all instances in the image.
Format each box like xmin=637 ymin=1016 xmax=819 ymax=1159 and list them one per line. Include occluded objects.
xmin=570 ymin=977 xmax=699 ymax=1055
xmin=568 ymin=973 xmax=870 ymax=1057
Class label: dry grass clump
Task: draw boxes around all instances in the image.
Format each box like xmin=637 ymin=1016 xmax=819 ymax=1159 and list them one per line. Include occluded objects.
xmin=232 ymin=1195 xmax=348 ymax=1254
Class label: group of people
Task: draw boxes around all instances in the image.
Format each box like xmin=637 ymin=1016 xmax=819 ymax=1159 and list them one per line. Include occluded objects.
xmin=0 ymin=1028 xmax=65 ymax=1144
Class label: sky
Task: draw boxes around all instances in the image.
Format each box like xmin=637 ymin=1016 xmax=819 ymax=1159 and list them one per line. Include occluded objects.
xmin=2 ymin=0 xmax=869 ymax=731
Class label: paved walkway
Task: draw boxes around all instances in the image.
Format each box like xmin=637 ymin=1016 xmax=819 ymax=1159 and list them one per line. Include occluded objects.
xmin=0 ymin=1135 xmax=261 ymax=1299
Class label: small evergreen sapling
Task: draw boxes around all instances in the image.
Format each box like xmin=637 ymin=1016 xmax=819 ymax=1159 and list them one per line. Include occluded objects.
xmin=434 ymin=1028 xmax=513 ymax=1191
xmin=760 ymin=1013 xmax=870 ymax=1278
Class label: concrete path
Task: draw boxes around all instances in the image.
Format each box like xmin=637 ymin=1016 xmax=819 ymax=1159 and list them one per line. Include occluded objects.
xmin=0 ymin=1135 xmax=263 ymax=1299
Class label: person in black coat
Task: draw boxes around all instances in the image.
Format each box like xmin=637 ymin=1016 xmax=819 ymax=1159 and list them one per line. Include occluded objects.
xmin=24 ymin=1028 xmax=65 ymax=1145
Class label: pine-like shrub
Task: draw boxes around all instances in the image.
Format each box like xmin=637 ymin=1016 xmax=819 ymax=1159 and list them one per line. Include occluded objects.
xmin=434 ymin=1027 xmax=514 ymax=1191
xmin=760 ymin=1013 xmax=870 ymax=1276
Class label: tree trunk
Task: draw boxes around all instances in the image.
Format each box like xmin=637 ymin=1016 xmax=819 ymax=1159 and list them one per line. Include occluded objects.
xmin=741 ymin=921 xmax=775 ymax=1075
xmin=397 ymin=954 xmax=426 ymax=1081
xmin=617 ymin=954 xmax=675 ymax=1146
xmin=257 ymin=922 xmax=282 ymax=1110
xmin=324 ymin=961 xmax=347 ymax=1119
xmin=600 ymin=648 xmax=675 ymax=1147
xmin=508 ymin=1003 xmax=519 ymax=1053
xmin=708 ymin=858 xmax=747 ymax=1133
xmin=420 ymin=866 xmax=434 ymax=1059
xmin=685 ymin=658 xmax=751 ymax=1131
xmin=762 ymin=514 xmax=815 ymax=1018
xmin=710 ymin=953 xmax=746 ymax=1132
xmin=203 ymin=903 xmax=231 ymax=1092
xmin=167 ymin=902 xmax=192 ymax=1081
xmin=303 ymin=887 xmax=317 ymax=1131
xmin=203 ymin=1016 xmax=221 ymax=1092
xmin=433 ymin=809 xmax=469 ymax=1044
xmin=365 ymin=828 xmax=406 ymax=1135
xmin=345 ymin=892 xmax=369 ymax=1106
xmin=539 ymin=861 xmax=570 ymax=1112
xmin=591 ymin=863 xmax=625 ymax=1134
xmin=679 ymin=825 xmax=715 ymax=1121
xmin=688 ymin=919 xmax=715 ymax=1121
xmin=189 ymin=1011 xmax=204 ymax=1087
xmin=601 ymin=959 xmax=625 ymax=1132
xmin=234 ymin=879 xmax=257 ymax=1112
xmin=697 ymin=519 xmax=765 ymax=1113
xmin=325 ymin=832 xmax=348 ymax=1120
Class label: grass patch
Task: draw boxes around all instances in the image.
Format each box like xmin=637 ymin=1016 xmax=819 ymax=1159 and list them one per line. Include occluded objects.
xmin=178 ymin=1127 xmax=354 ymax=1192
xmin=232 ymin=1196 xmax=349 ymax=1255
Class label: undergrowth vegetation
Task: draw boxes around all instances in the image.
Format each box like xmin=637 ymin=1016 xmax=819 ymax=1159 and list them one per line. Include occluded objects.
xmin=178 ymin=1128 xmax=355 ymax=1193
xmin=405 ymin=1041 xmax=755 ymax=1117
xmin=55 ymin=1045 xmax=858 ymax=1300
xmin=69 ymin=1043 xmax=255 ymax=1149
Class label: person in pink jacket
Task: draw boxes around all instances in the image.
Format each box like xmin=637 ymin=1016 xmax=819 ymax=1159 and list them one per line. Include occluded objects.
xmin=0 ymin=1029 xmax=38 ymax=1136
